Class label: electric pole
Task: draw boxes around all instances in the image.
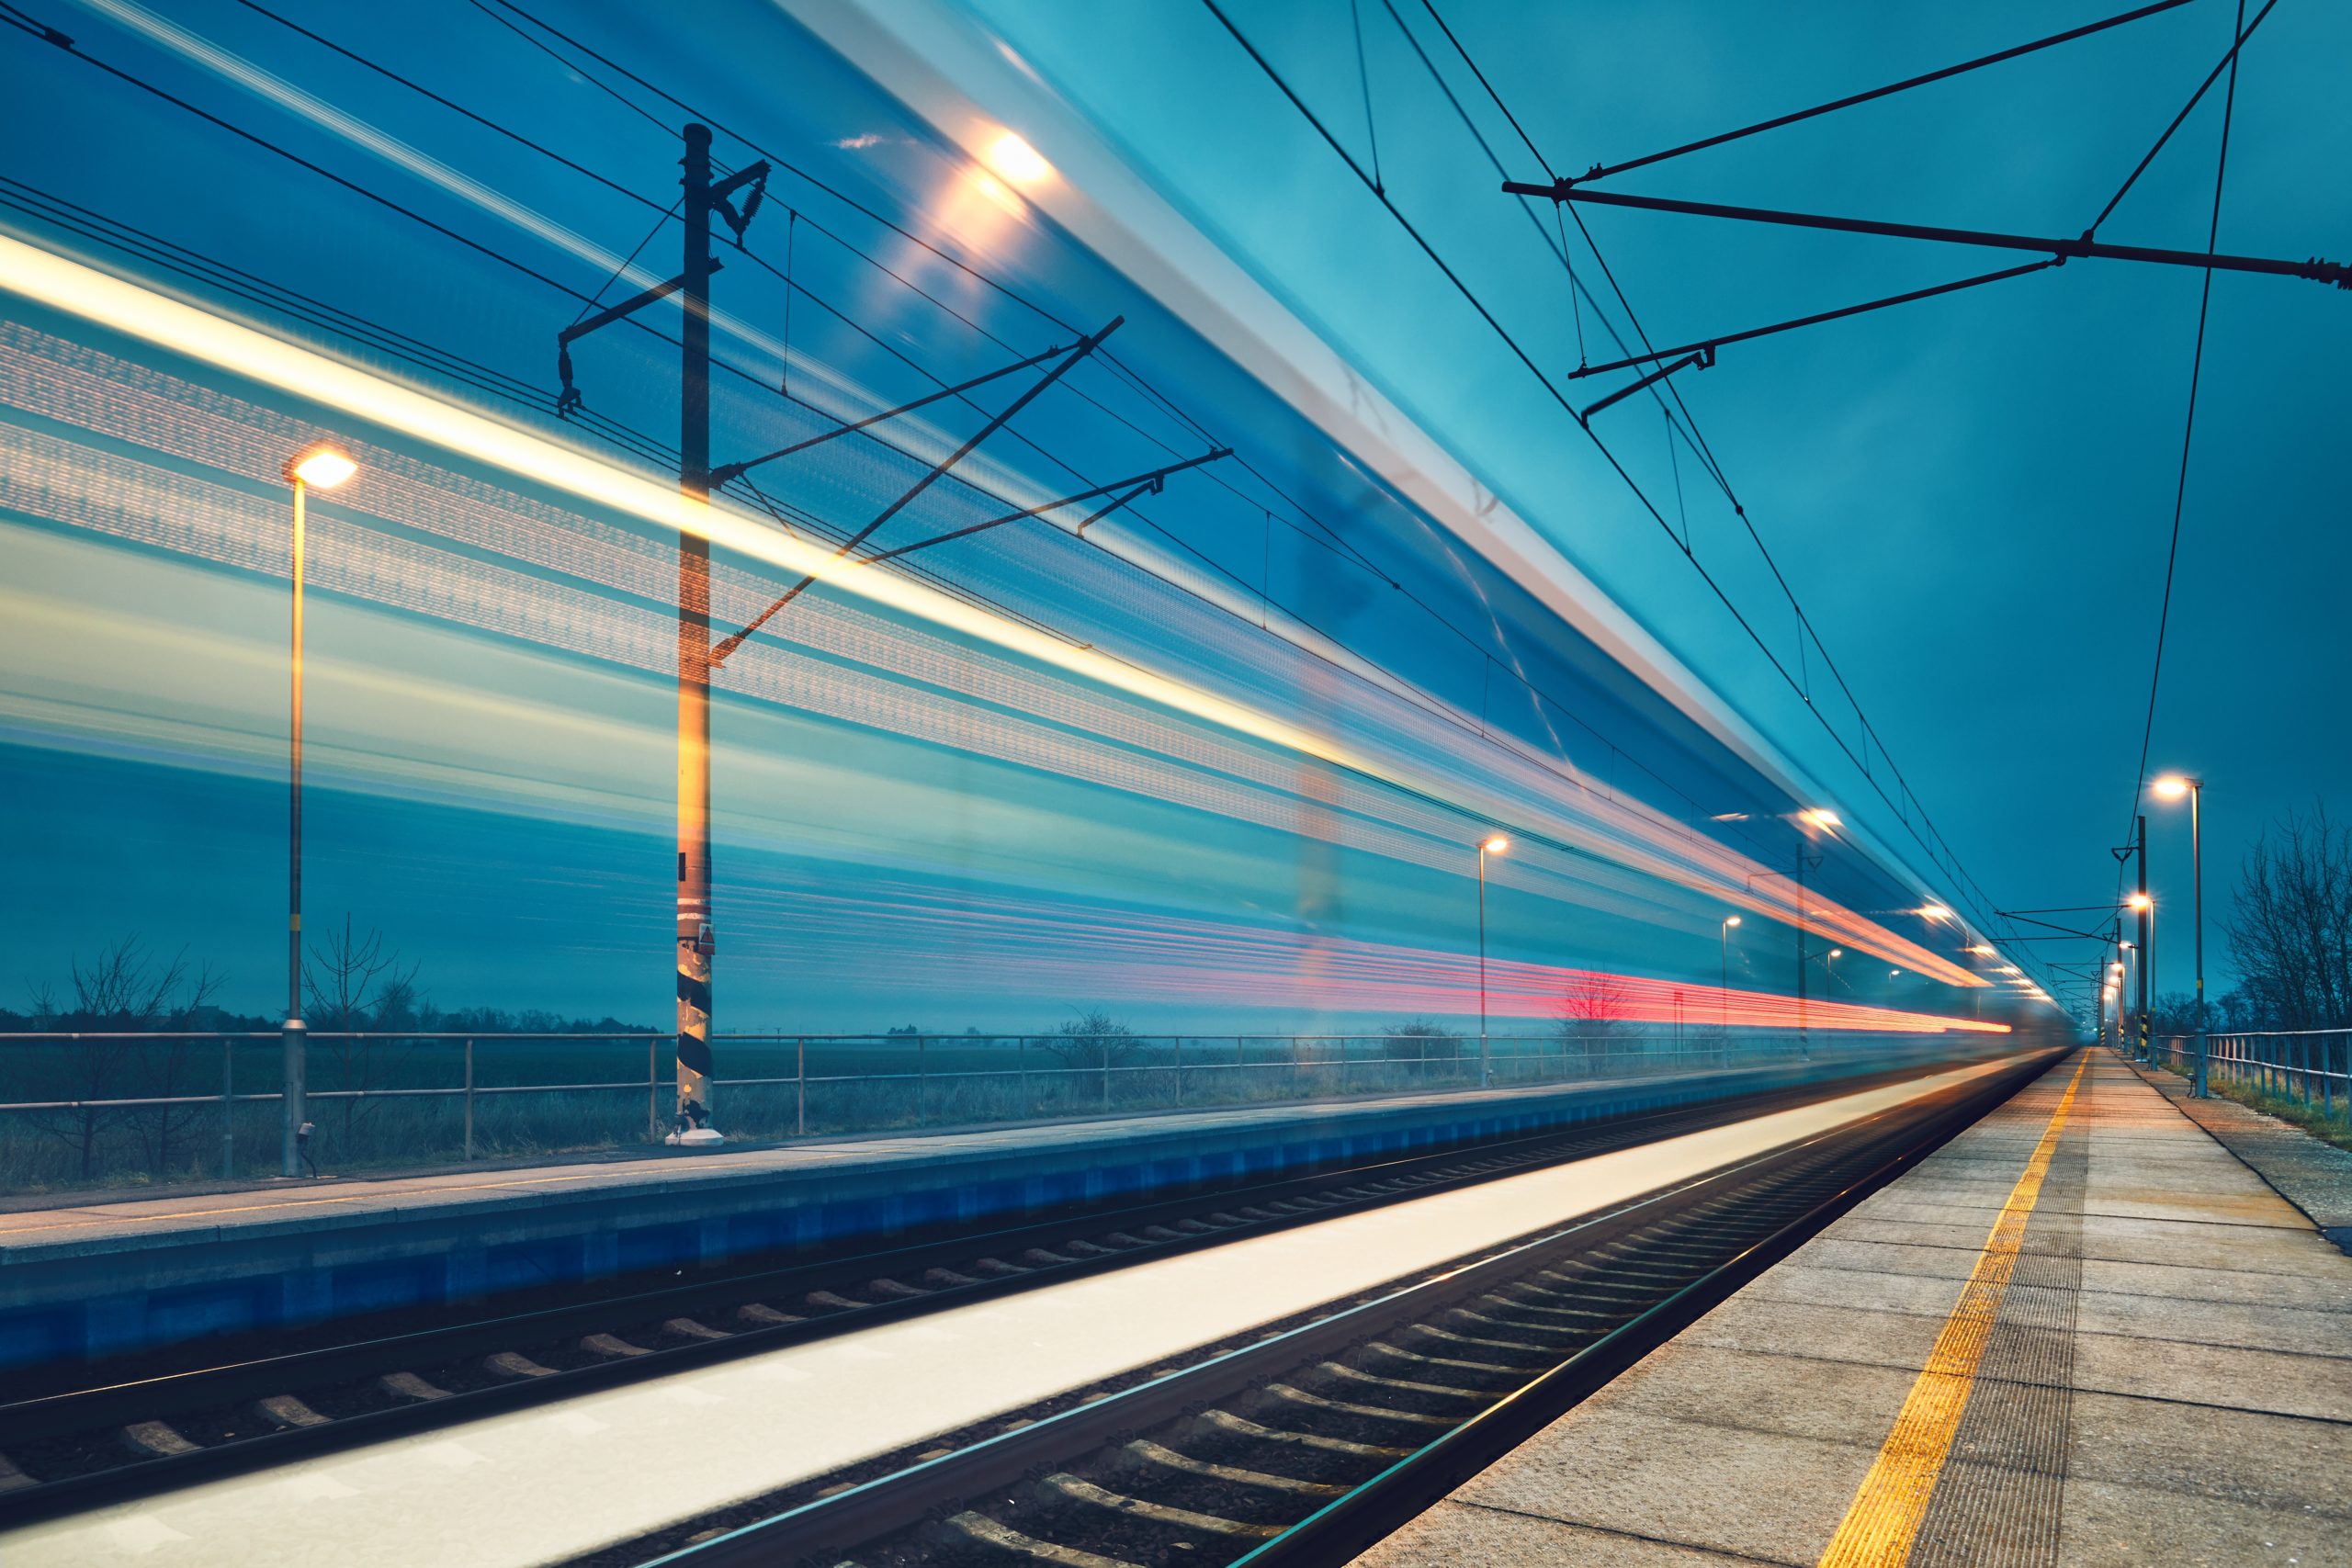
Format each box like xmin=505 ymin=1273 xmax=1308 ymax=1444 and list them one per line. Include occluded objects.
xmin=674 ymin=123 xmax=720 ymax=1144
xmin=2135 ymin=815 xmax=2151 ymax=1061
xmin=554 ymin=130 xmax=1222 ymax=1147
xmin=555 ymin=124 xmax=769 ymax=1145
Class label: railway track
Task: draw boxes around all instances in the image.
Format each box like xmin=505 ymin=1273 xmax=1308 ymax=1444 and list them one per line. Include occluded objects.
xmin=0 ymin=1055 xmax=2031 ymax=1541
xmin=599 ymin=1050 xmax=2058 ymax=1568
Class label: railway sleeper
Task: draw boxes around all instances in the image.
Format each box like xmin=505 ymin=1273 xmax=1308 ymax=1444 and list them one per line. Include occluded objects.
xmin=1364 ymin=1339 xmax=1523 ymax=1376
xmin=1481 ymin=1289 xmax=1626 ymax=1323
xmin=1040 ymin=1472 xmax=1282 ymax=1540
xmin=482 ymin=1350 xmax=557 ymax=1381
xmin=1447 ymin=1306 xmax=1603 ymax=1341
xmin=805 ymin=1290 xmax=870 ymax=1313
xmin=1403 ymin=1322 xmax=1555 ymax=1358
xmin=661 ymin=1316 xmax=729 ymax=1342
xmin=578 ymin=1333 xmax=650 ymax=1359
xmin=1123 ymin=1438 xmax=1346 ymax=1499
xmin=379 ymin=1371 xmax=450 ymax=1402
xmin=119 ymin=1421 xmax=199 ymax=1460
xmin=251 ymin=1394 xmax=331 ymax=1430
xmin=1315 ymin=1360 xmax=1493 ymax=1402
xmin=1266 ymin=1382 xmax=1455 ymax=1427
xmin=1195 ymin=1408 xmax=1410 ymax=1461
xmin=942 ymin=1510 xmax=1142 ymax=1568
xmin=922 ymin=1267 xmax=983 ymax=1288
xmin=734 ymin=1302 xmax=802 ymax=1327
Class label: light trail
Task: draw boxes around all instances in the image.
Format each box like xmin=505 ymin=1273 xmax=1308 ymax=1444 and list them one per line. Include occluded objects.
xmin=715 ymin=878 xmax=2008 ymax=1032
xmin=0 ymin=391 xmax=1965 ymax=981
xmin=0 ymin=241 xmax=1986 ymax=985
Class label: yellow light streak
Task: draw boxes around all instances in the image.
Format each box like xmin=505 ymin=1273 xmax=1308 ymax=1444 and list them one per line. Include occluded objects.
xmin=0 ymin=234 xmax=1354 ymax=776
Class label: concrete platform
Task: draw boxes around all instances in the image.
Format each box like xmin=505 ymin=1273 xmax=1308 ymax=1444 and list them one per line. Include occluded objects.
xmin=1353 ymin=1047 xmax=2352 ymax=1568
xmin=0 ymin=1046 xmax=1985 ymax=1366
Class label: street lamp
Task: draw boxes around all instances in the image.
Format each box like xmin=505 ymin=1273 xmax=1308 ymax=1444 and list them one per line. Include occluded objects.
xmin=2153 ymin=773 xmax=2207 ymax=1093
xmin=1477 ymin=835 xmax=1509 ymax=1089
xmin=281 ymin=444 xmax=354 ymax=1179
xmin=1720 ymin=915 xmax=1741 ymax=1029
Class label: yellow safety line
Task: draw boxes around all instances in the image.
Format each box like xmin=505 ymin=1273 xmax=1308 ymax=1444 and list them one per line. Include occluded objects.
xmin=1815 ymin=1051 xmax=2088 ymax=1568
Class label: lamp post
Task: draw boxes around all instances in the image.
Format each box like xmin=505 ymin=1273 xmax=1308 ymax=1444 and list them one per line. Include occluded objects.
xmin=1720 ymin=915 xmax=1741 ymax=1029
xmin=1477 ymin=835 xmax=1509 ymax=1089
xmin=281 ymin=445 xmax=356 ymax=1179
xmin=2154 ymin=774 xmax=2207 ymax=1094
xmin=2118 ymin=939 xmax=2138 ymax=1056
xmin=2127 ymin=891 xmax=2154 ymax=1063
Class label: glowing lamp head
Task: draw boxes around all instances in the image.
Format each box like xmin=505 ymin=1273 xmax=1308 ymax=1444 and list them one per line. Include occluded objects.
xmin=983 ymin=130 xmax=1051 ymax=186
xmin=1968 ymin=944 xmax=1996 ymax=956
xmin=1919 ymin=904 xmax=1952 ymax=920
xmin=2127 ymin=893 xmax=2153 ymax=911
xmin=1888 ymin=968 xmax=1902 ymax=978
xmin=288 ymin=445 xmax=356 ymax=490
xmin=1827 ymin=948 xmax=1843 ymax=959
xmin=1799 ymin=807 xmax=1840 ymax=830
xmin=2152 ymin=774 xmax=2192 ymax=799
xmin=1480 ymin=835 xmax=1510 ymax=855
xmin=1723 ymin=915 xmax=1741 ymax=930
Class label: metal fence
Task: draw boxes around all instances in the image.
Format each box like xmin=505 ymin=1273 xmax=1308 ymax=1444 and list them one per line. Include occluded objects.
xmin=2153 ymin=1030 xmax=2352 ymax=1117
xmin=0 ymin=1028 xmax=1988 ymax=1190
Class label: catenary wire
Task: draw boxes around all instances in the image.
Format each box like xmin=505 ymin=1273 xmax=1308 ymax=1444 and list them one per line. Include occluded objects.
xmin=1204 ymin=0 xmax=2023 ymax=954
xmin=2120 ymin=0 xmax=2246 ymax=849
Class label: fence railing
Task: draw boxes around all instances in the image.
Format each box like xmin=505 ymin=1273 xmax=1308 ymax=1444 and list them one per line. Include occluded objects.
xmin=0 ymin=1028 xmax=1999 ymax=1191
xmin=2153 ymin=1030 xmax=2352 ymax=1117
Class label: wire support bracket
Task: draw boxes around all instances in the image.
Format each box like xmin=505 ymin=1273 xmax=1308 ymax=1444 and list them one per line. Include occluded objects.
xmin=1579 ymin=345 xmax=1713 ymax=425
xmin=1501 ymin=182 xmax=2352 ymax=290
xmin=706 ymin=444 xmax=1227 ymax=669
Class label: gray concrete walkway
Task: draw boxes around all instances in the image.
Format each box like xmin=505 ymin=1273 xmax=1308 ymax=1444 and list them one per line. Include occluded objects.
xmin=2122 ymin=1055 xmax=2352 ymax=1255
xmin=1354 ymin=1049 xmax=2352 ymax=1567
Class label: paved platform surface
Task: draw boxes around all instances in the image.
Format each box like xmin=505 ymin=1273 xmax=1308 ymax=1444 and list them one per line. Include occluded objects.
xmin=1354 ymin=1048 xmax=2352 ymax=1567
xmin=2124 ymin=1056 xmax=2352 ymax=1254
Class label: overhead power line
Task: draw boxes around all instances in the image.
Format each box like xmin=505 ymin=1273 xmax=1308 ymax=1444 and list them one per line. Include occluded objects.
xmin=5 ymin=0 xmax=1820 ymax=887
xmin=2121 ymin=0 xmax=2249 ymax=847
xmin=1205 ymin=0 xmax=2028 ymax=961
xmin=458 ymin=0 xmax=1806 ymax=859
xmin=1562 ymin=0 xmax=2199 ymax=187
xmin=1565 ymin=258 xmax=2058 ymax=380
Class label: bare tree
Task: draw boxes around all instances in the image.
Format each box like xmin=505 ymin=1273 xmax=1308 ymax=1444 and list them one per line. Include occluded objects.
xmin=1381 ymin=1018 xmax=1463 ymax=1062
xmin=1555 ymin=973 xmax=1632 ymax=1070
xmin=2223 ymin=804 xmax=2352 ymax=1032
xmin=1035 ymin=1007 xmax=1145 ymax=1071
xmin=303 ymin=916 xmax=423 ymax=1151
xmin=25 ymin=938 xmax=220 ymax=1180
